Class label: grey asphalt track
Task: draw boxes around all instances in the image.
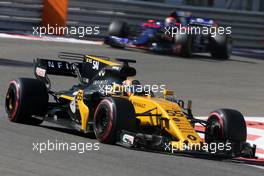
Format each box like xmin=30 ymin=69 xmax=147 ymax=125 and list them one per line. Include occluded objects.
xmin=0 ymin=38 xmax=263 ymax=176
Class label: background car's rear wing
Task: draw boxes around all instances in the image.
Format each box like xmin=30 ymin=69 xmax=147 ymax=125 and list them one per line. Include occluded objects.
xmin=188 ymin=17 xmax=215 ymax=27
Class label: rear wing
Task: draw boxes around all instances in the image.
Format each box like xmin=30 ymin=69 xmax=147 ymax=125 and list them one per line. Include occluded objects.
xmin=188 ymin=17 xmax=215 ymax=27
xmin=169 ymin=11 xmax=215 ymax=27
xmin=35 ymin=58 xmax=78 ymax=77
xmin=34 ymin=53 xmax=88 ymax=79
xmin=34 ymin=52 xmax=122 ymax=89
xmin=34 ymin=58 xmax=81 ymax=89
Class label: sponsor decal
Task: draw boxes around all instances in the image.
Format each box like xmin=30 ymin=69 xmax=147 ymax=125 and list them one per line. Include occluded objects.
xmin=187 ymin=134 xmax=197 ymax=141
xmin=122 ymin=134 xmax=135 ymax=145
xmin=133 ymin=102 xmax=146 ymax=108
xmin=36 ymin=67 xmax=46 ymax=77
xmin=70 ymin=91 xmax=78 ymax=113
xmin=173 ymin=118 xmax=181 ymax=122
xmin=70 ymin=97 xmax=76 ymax=113
xmin=92 ymin=60 xmax=99 ymax=70
xmin=98 ymin=70 xmax=105 ymax=77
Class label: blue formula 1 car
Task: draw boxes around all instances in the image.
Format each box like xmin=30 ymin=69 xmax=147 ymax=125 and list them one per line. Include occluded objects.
xmin=105 ymin=12 xmax=232 ymax=60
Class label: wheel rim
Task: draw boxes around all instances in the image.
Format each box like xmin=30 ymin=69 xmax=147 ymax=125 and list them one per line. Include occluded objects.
xmin=5 ymin=86 xmax=17 ymax=117
xmin=206 ymin=115 xmax=224 ymax=143
xmin=95 ymin=106 xmax=110 ymax=136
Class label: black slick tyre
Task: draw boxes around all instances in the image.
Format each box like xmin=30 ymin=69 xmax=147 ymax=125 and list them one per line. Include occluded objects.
xmin=5 ymin=78 xmax=48 ymax=125
xmin=93 ymin=97 xmax=137 ymax=144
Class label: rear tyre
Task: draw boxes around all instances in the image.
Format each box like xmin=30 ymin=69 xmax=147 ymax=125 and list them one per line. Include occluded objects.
xmin=210 ymin=33 xmax=232 ymax=60
xmin=174 ymin=33 xmax=193 ymax=57
xmin=108 ymin=20 xmax=129 ymax=37
xmin=93 ymin=97 xmax=137 ymax=144
xmin=205 ymin=108 xmax=247 ymax=156
xmin=5 ymin=78 xmax=48 ymax=125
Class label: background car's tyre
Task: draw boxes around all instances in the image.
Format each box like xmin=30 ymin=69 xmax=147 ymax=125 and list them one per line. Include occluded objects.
xmin=93 ymin=97 xmax=137 ymax=144
xmin=210 ymin=33 xmax=232 ymax=60
xmin=5 ymin=78 xmax=48 ymax=125
xmin=174 ymin=33 xmax=193 ymax=57
xmin=108 ymin=20 xmax=129 ymax=37
xmin=205 ymin=108 xmax=247 ymax=155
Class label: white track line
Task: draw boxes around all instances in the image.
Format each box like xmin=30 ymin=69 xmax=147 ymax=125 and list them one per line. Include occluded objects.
xmin=196 ymin=116 xmax=264 ymax=121
xmin=247 ymin=165 xmax=264 ymax=170
xmin=0 ymin=33 xmax=103 ymax=45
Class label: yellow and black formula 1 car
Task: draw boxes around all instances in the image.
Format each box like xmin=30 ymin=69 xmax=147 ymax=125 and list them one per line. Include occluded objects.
xmin=5 ymin=52 xmax=256 ymax=158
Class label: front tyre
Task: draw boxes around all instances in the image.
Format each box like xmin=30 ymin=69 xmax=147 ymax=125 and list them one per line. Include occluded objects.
xmin=205 ymin=108 xmax=247 ymax=156
xmin=5 ymin=78 xmax=48 ymax=125
xmin=93 ymin=97 xmax=137 ymax=144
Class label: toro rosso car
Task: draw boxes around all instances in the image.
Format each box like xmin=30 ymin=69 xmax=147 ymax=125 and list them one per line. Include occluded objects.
xmin=5 ymin=52 xmax=255 ymax=158
xmin=105 ymin=12 xmax=232 ymax=59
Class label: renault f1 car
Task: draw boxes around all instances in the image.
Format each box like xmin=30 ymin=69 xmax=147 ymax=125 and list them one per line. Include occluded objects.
xmin=5 ymin=52 xmax=255 ymax=158
xmin=105 ymin=12 xmax=231 ymax=59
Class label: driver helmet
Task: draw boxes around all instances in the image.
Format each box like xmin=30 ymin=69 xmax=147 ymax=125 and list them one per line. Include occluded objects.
xmin=122 ymin=79 xmax=141 ymax=96
xmin=165 ymin=17 xmax=176 ymax=26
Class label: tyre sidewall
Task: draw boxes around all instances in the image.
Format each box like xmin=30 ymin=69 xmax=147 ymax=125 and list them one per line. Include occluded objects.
xmin=5 ymin=78 xmax=48 ymax=124
xmin=93 ymin=98 xmax=117 ymax=143
xmin=206 ymin=109 xmax=247 ymax=143
xmin=6 ymin=80 xmax=21 ymax=121
xmin=93 ymin=97 xmax=137 ymax=144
